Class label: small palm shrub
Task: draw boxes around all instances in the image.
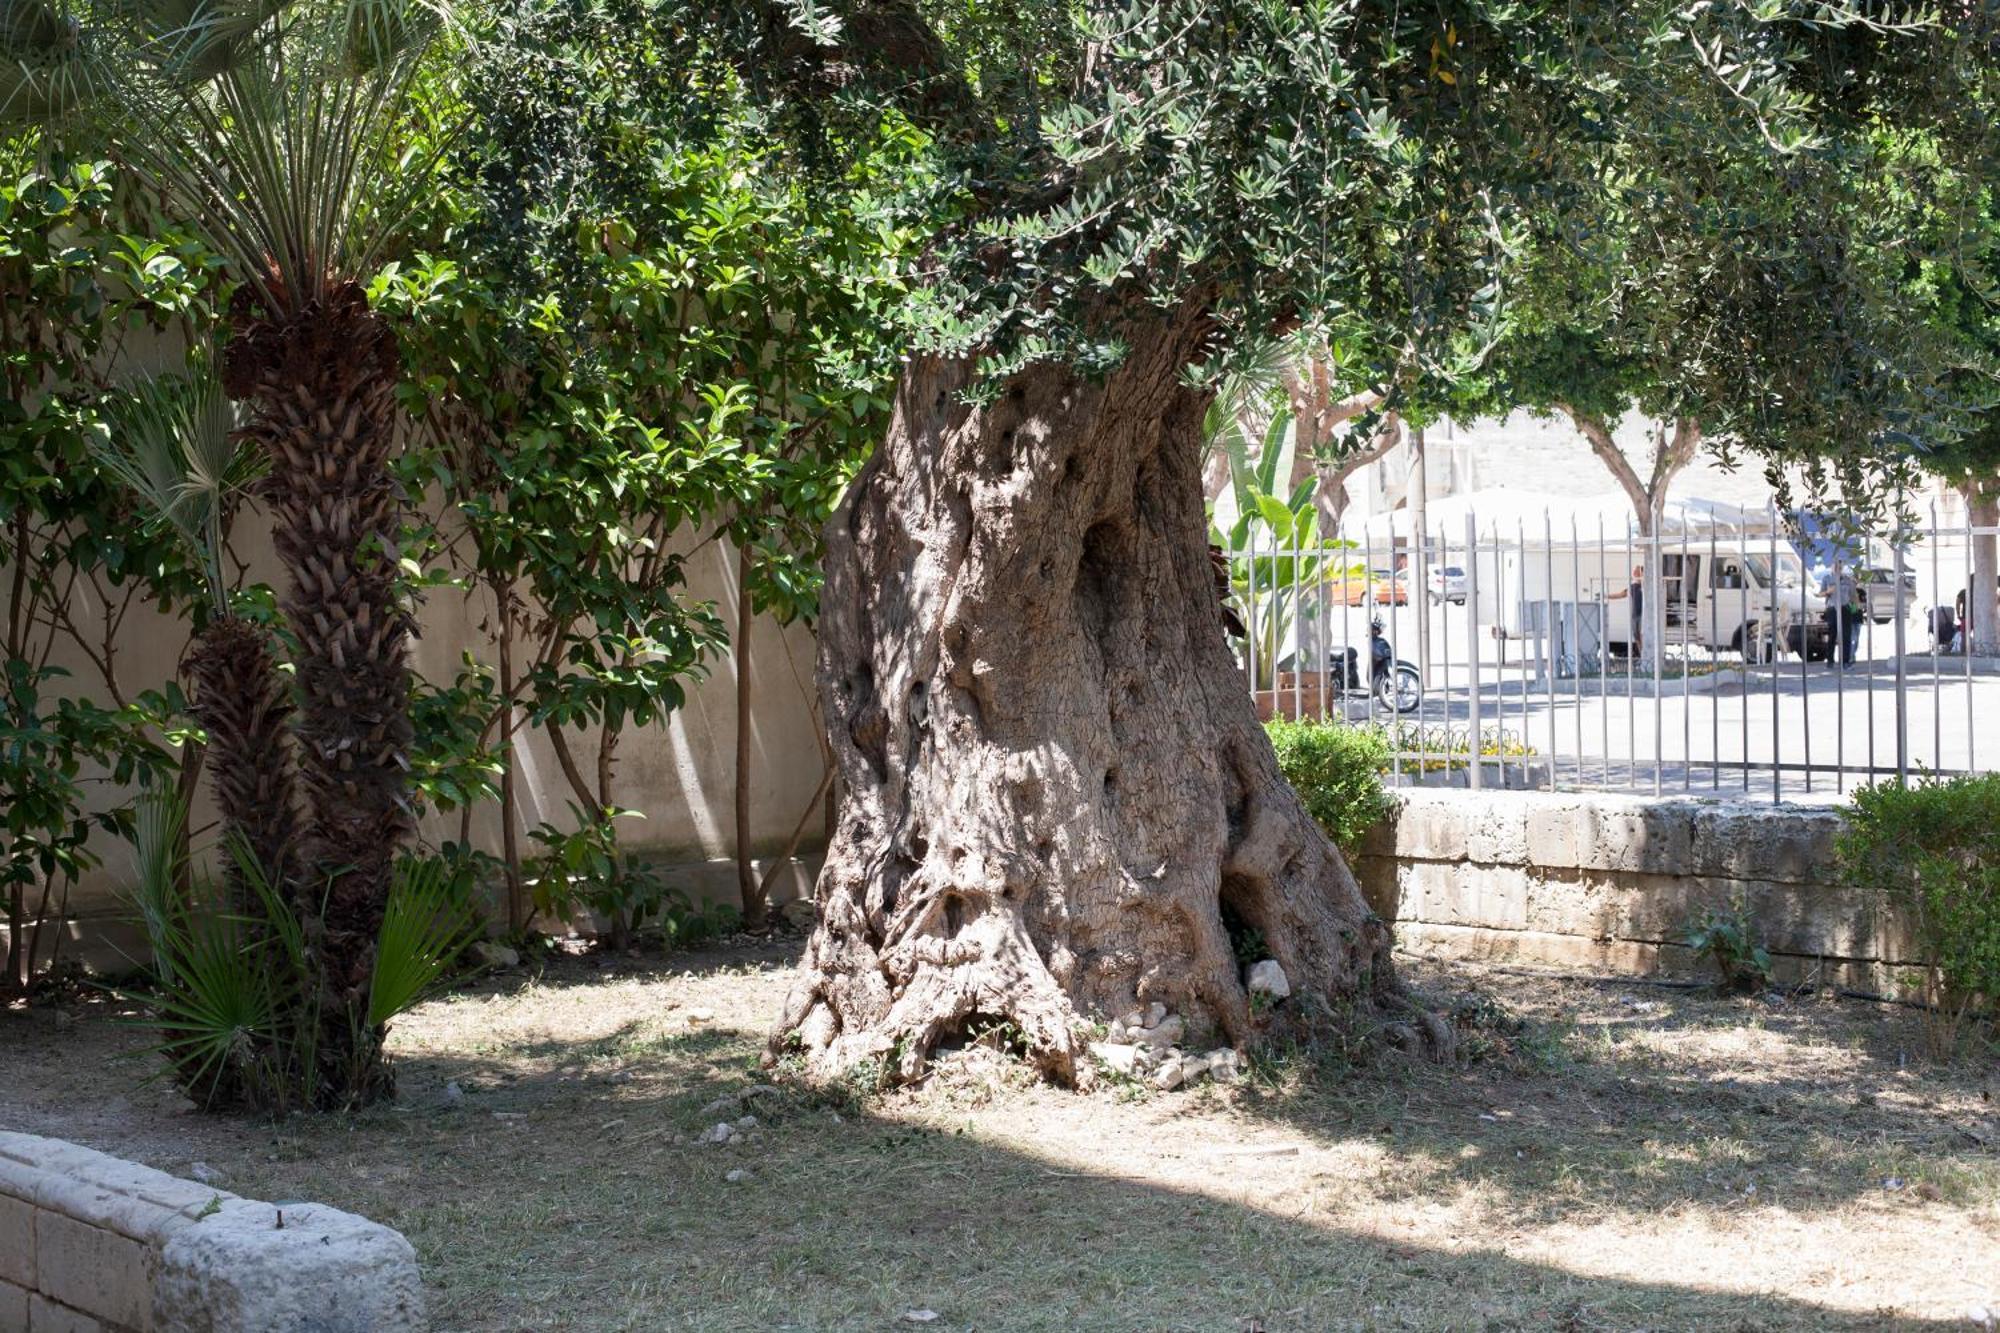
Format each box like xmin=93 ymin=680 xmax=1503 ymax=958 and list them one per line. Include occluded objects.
xmin=1836 ymin=775 xmax=2000 ymax=1061
xmin=126 ymin=789 xmax=477 ymax=1111
xmin=1264 ymin=720 xmax=1393 ymax=857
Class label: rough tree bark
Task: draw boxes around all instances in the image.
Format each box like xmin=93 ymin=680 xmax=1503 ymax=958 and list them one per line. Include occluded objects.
xmin=223 ymin=281 xmax=413 ymax=1107
xmin=1281 ymin=358 xmax=1395 ymax=536
xmin=769 ymin=307 xmax=1448 ymax=1083
xmin=184 ymin=616 xmax=302 ymax=907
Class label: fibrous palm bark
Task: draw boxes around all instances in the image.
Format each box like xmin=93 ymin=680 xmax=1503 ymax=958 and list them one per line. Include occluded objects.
xmin=183 ymin=615 xmax=301 ymax=904
xmin=771 ymin=307 xmax=1448 ymax=1083
xmin=222 ymin=279 xmax=412 ymax=1105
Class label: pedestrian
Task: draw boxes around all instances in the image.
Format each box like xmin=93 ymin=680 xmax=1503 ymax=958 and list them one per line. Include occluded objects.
xmin=1606 ymin=563 xmax=1645 ymax=661
xmin=1930 ymin=602 xmax=1960 ymax=654
xmin=1822 ymin=567 xmax=1861 ymax=667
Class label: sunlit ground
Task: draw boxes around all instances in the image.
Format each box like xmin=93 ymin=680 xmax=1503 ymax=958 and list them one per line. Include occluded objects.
xmin=5 ymin=942 xmax=1994 ymax=1331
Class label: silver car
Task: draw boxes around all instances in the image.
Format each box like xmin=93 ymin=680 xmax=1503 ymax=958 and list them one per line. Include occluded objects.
xmin=1428 ymin=564 xmax=1468 ymax=605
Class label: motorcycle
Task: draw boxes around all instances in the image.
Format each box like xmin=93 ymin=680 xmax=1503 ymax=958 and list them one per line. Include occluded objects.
xmin=1331 ymin=617 xmax=1423 ymax=714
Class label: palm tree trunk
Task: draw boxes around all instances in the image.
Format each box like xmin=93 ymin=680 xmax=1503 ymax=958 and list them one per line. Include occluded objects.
xmin=222 ymin=281 xmax=412 ymax=1108
xmin=184 ymin=616 xmax=301 ymax=907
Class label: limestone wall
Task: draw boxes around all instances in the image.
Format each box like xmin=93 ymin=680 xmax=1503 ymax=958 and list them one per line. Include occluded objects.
xmin=1354 ymin=789 xmax=1918 ymax=991
xmin=0 ymin=1132 xmax=421 ymax=1333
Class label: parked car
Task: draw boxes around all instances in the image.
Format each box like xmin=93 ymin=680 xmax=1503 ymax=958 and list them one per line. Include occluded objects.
xmin=1370 ymin=569 xmax=1409 ymax=605
xmin=1856 ymin=567 xmax=1919 ymax=623
xmin=1428 ymin=564 xmax=1468 ymax=605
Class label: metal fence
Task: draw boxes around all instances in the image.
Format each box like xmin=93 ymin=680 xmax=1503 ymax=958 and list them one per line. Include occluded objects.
xmin=1227 ymin=503 xmax=2000 ymax=804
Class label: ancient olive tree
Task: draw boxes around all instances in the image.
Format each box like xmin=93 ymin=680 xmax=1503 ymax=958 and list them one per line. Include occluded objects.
xmin=728 ymin=0 xmax=1998 ymax=1083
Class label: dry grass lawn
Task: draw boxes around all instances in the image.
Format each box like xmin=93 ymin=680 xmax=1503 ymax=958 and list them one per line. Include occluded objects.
xmin=4 ymin=940 xmax=1996 ymax=1331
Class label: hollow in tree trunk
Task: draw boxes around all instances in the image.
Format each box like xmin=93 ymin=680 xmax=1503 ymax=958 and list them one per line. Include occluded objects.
xmin=223 ymin=281 xmax=413 ymax=1108
xmin=770 ymin=307 xmax=1449 ymax=1084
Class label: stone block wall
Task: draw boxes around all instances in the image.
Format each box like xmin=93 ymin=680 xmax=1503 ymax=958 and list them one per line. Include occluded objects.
xmin=0 ymin=1133 xmax=423 ymax=1333
xmin=1355 ymin=789 xmax=1919 ymax=992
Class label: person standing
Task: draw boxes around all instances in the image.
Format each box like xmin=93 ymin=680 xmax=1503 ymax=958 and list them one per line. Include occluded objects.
xmin=1823 ymin=567 xmax=1862 ymax=667
xmin=1606 ymin=563 xmax=1645 ymax=661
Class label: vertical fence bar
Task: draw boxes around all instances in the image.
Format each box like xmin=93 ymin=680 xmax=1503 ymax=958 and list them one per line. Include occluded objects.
xmin=1967 ymin=508 xmax=1977 ymax=777
xmin=1600 ymin=517 xmax=1612 ymax=792
xmin=1931 ymin=502 xmax=1943 ymax=772
xmin=1768 ymin=509 xmax=1781 ymax=803
xmin=1680 ymin=519 xmax=1691 ymax=792
xmin=1708 ymin=521 xmax=1720 ymax=791
xmin=1244 ymin=526 xmax=1259 ymax=707
xmin=1466 ymin=511 xmax=1483 ymax=789
xmin=1866 ymin=527 xmax=1877 ymax=788
xmin=1650 ymin=524 xmax=1663 ymax=799
xmin=1514 ymin=515 xmax=1527 ymax=787
xmin=1798 ymin=529 xmax=1811 ymax=797
xmin=1626 ymin=522 xmax=1638 ymax=792
xmin=1833 ymin=547 xmax=1845 ymax=794
xmin=1543 ymin=511 xmax=1559 ymax=787
xmin=1440 ymin=524 xmax=1456 ymax=784
xmin=1571 ymin=514 xmax=1585 ymax=790
xmin=1901 ymin=518 xmax=1915 ymax=785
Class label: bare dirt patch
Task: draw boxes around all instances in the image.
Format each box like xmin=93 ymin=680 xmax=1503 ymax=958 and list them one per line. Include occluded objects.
xmin=3 ymin=943 xmax=1994 ymax=1331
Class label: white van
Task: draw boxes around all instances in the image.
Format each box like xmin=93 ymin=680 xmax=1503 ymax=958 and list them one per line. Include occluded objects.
xmin=1478 ymin=541 xmax=1832 ymax=663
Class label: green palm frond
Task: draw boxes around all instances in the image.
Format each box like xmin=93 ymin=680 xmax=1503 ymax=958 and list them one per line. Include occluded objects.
xmin=107 ymin=0 xmax=448 ymax=313
xmin=368 ymin=854 xmax=476 ymax=1027
xmin=94 ymin=362 xmax=254 ymax=609
xmin=3 ymin=0 xmax=451 ymax=311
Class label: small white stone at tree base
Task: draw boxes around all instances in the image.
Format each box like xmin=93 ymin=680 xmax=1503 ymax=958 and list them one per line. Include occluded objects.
xmin=1151 ymin=1058 xmax=1186 ymax=1091
xmin=1137 ymin=1016 xmax=1183 ymax=1048
xmin=1204 ymin=1048 xmax=1244 ymax=1081
xmin=1178 ymin=1051 xmax=1212 ymax=1080
xmin=471 ymin=941 xmax=520 ymax=969
xmin=1145 ymin=1001 xmax=1167 ymax=1027
xmin=901 ymin=1310 xmax=940 ymax=1324
xmin=1246 ymin=960 xmax=1291 ymax=999
xmin=1120 ymin=1008 xmax=1147 ymax=1030
xmin=700 ymin=1123 xmax=734 ymax=1145
xmin=1089 ymin=1041 xmax=1143 ymax=1075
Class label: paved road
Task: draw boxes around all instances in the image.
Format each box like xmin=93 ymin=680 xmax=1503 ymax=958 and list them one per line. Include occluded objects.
xmin=1279 ymin=600 xmax=2000 ymax=804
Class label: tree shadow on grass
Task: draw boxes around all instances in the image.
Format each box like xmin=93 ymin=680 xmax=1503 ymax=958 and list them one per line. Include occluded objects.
xmin=179 ymin=1020 xmax=1969 ymax=1333
xmin=1223 ymin=973 xmax=1995 ymax=1228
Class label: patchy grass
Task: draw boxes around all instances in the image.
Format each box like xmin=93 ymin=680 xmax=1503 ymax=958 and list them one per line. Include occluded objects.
xmin=4 ymin=943 xmax=1996 ymax=1331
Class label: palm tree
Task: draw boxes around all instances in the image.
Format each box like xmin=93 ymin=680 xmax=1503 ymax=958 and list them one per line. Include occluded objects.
xmin=9 ymin=0 xmax=444 ymax=1104
xmin=95 ymin=367 xmax=301 ymax=912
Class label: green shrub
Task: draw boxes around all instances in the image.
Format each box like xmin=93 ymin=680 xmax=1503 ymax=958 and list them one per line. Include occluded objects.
xmin=1836 ymin=774 xmax=2000 ymax=1060
xmin=1264 ymin=720 xmax=1393 ymax=857
xmin=1681 ymin=895 xmax=1772 ymax=993
xmin=126 ymin=789 xmax=479 ymax=1111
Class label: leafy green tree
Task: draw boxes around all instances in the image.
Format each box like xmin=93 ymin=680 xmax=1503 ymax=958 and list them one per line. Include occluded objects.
xmin=380 ymin=2 xmax=917 ymax=933
xmin=710 ymin=1 xmax=1999 ymax=1082
xmin=0 ymin=135 xmax=217 ymax=996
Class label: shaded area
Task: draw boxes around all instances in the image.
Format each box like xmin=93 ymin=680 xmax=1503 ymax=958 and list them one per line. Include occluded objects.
xmin=1 ymin=950 xmax=1990 ymax=1330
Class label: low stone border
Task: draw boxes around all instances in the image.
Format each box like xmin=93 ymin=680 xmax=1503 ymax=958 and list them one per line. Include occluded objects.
xmin=1355 ymin=788 xmax=1920 ymax=992
xmin=0 ymin=1132 xmax=423 ymax=1333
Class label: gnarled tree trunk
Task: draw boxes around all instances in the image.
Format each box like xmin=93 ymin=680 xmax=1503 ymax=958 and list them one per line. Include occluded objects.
xmin=771 ymin=308 xmax=1445 ymax=1084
